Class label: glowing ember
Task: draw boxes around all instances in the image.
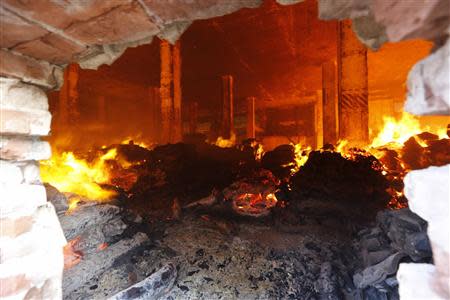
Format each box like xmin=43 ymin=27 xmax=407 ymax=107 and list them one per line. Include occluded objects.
xmin=63 ymin=237 xmax=83 ymax=269
xmin=97 ymin=242 xmax=108 ymax=251
xmin=232 ymin=192 xmax=278 ymax=217
xmin=40 ymin=150 xmax=118 ymax=201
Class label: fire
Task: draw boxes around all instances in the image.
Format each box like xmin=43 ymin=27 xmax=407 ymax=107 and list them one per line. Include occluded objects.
xmin=40 ymin=149 xmax=118 ymax=201
xmin=292 ymin=143 xmax=311 ymax=173
xmin=215 ymin=133 xmax=236 ymax=148
xmin=369 ymin=112 xmax=446 ymax=149
xmin=121 ymin=137 xmax=151 ymax=149
xmin=233 ymin=192 xmax=278 ymax=216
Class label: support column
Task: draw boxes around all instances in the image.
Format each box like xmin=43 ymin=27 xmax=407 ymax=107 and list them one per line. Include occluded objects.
xmin=97 ymin=95 xmax=106 ymax=125
xmin=322 ymin=60 xmax=339 ymax=145
xmin=160 ymin=40 xmax=173 ymax=144
xmin=172 ymin=41 xmax=182 ymax=142
xmin=59 ymin=63 xmax=79 ymax=127
xmin=221 ymin=75 xmax=234 ymax=139
xmin=188 ymin=101 xmax=198 ymax=134
xmin=246 ymin=96 xmax=256 ymax=139
xmin=338 ymin=20 xmax=369 ymax=146
xmin=315 ymin=90 xmax=324 ymax=149
xmin=0 ymin=78 xmax=65 ymax=299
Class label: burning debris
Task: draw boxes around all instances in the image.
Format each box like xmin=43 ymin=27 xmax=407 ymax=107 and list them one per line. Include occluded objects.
xmin=39 ymin=111 xmax=449 ymax=299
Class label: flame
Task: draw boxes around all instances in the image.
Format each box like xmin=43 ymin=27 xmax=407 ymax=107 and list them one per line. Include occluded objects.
xmin=40 ymin=149 xmax=118 ymax=201
xmin=215 ymin=133 xmax=236 ymax=148
xmin=121 ymin=137 xmax=151 ymax=149
xmin=292 ymin=143 xmax=311 ymax=173
xmin=369 ymin=112 xmax=443 ymax=149
xmin=336 ymin=139 xmax=349 ymax=154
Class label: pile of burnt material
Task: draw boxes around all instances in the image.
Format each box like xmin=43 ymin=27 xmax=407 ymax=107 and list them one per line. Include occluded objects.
xmin=352 ymin=208 xmax=432 ymax=299
xmin=103 ymin=142 xmax=259 ymax=217
xmin=289 ymin=150 xmax=391 ymax=220
xmin=46 ymin=185 xmax=171 ymax=300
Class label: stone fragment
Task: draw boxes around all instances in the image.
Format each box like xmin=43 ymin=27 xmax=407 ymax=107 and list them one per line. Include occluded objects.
xmin=363 ymin=249 xmax=393 ymax=267
xmin=317 ymin=0 xmax=371 ymax=20
xmin=157 ymin=21 xmax=192 ymax=44
xmin=0 ymin=183 xmax=47 ymax=219
xmin=0 ymin=203 xmax=65 ymax=298
xmin=0 ymin=78 xmax=48 ymax=111
xmin=353 ymin=252 xmax=406 ymax=289
xmin=397 ymin=263 xmax=445 ymax=300
xmin=0 ymin=6 xmax=47 ymax=48
xmin=0 ymin=109 xmax=51 ymax=136
xmin=276 ymin=0 xmax=304 ymax=5
xmin=0 ymin=50 xmax=63 ymax=89
xmin=0 ymin=160 xmax=23 ymax=184
xmin=12 ymin=33 xmax=87 ymax=65
xmin=141 ymin=0 xmax=262 ymax=23
xmin=372 ymin=0 xmax=450 ymax=42
xmin=21 ymin=162 xmax=41 ymax=184
xmin=64 ymin=2 xmax=159 ymax=45
xmin=0 ymin=203 xmax=65 ymax=262
xmin=405 ymin=38 xmax=450 ymax=115
xmin=376 ymin=208 xmax=432 ymax=261
xmin=109 ymin=263 xmax=177 ymax=300
xmin=0 ymin=215 xmax=33 ymax=239
xmin=404 ymin=165 xmax=450 ymax=298
xmin=0 ymin=137 xmax=51 ymax=161
xmin=44 ymin=184 xmax=68 ymax=216
xmin=351 ymin=13 xmax=388 ymax=50
xmin=2 ymin=0 xmax=131 ymax=30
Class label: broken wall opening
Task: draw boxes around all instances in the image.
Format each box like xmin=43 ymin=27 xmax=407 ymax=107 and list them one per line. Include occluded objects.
xmin=1 ymin=0 xmax=449 ymax=299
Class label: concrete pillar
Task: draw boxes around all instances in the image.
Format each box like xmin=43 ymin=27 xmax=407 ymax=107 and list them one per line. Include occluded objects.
xmin=221 ymin=75 xmax=234 ymax=139
xmin=97 ymin=95 xmax=106 ymax=125
xmin=338 ymin=20 xmax=369 ymax=146
xmin=247 ymin=96 xmax=256 ymax=139
xmin=0 ymin=78 xmax=65 ymax=299
xmin=59 ymin=63 xmax=79 ymax=126
xmin=188 ymin=101 xmax=198 ymax=134
xmin=315 ymin=90 xmax=324 ymax=149
xmin=322 ymin=60 xmax=339 ymax=145
xmin=160 ymin=40 xmax=173 ymax=144
xmin=172 ymin=41 xmax=182 ymax=142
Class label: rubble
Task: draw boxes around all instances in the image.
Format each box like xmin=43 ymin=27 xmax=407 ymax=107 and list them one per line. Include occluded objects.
xmin=109 ymin=263 xmax=177 ymax=300
xmin=352 ymin=208 xmax=433 ymax=298
xmin=290 ymin=150 xmax=391 ymax=217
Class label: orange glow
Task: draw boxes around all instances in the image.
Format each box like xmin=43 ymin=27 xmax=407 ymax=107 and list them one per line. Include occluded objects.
xmin=370 ymin=112 xmax=427 ymax=148
xmin=40 ymin=149 xmax=118 ymax=201
xmin=120 ymin=137 xmax=152 ymax=149
xmin=292 ymin=143 xmax=311 ymax=173
xmin=214 ymin=133 xmax=236 ymax=148
xmin=233 ymin=192 xmax=278 ymax=216
xmin=97 ymin=242 xmax=108 ymax=251
xmin=368 ymin=112 xmax=448 ymax=151
xmin=63 ymin=237 xmax=83 ymax=270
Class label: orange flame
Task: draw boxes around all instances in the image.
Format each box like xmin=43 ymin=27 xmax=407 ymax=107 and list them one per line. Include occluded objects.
xmin=214 ymin=133 xmax=236 ymax=148
xmin=40 ymin=149 xmax=118 ymax=201
xmin=369 ymin=112 xmax=447 ymax=149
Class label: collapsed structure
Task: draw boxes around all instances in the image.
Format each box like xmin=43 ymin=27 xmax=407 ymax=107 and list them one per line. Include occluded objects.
xmin=0 ymin=0 xmax=449 ymax=299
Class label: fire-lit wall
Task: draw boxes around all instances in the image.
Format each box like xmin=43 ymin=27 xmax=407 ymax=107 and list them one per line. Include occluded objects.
xmin=46 ymin=0 xmax=448 ymax=151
